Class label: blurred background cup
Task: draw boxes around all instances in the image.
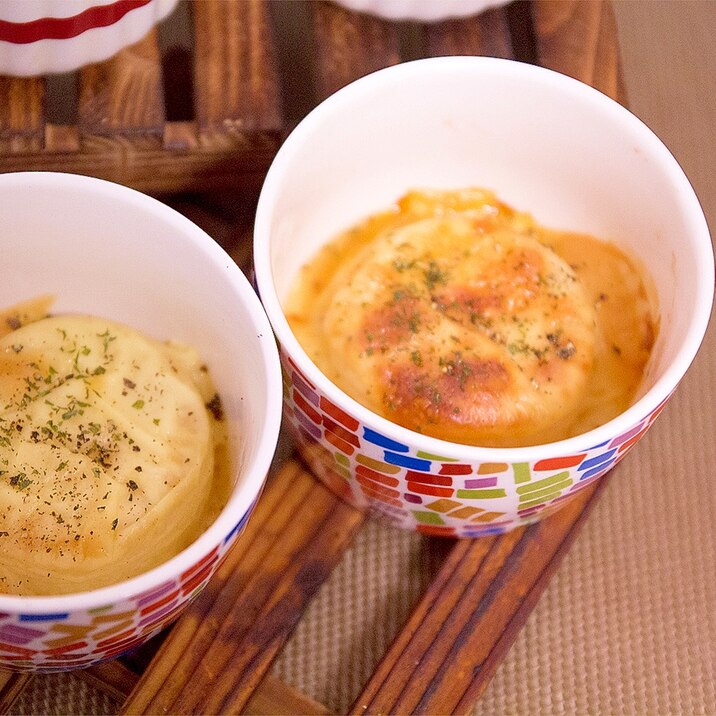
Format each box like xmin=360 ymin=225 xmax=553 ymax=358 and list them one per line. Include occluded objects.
xmin=0 ymin=0 xmax=178 ymax=76
xmin=330 ymin=0 xmax=509 ymax=22
xmin=253 ymin=56 xmax=714 ymax=539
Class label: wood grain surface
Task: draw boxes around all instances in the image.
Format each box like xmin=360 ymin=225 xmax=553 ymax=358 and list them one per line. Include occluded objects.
xmin=531 ymin=0 xmax=627 ymax=103
xmin=425 ymin=5 xmax=514 ymax=59
xmin=0 ymin=0 xmax=282 ymax=194
xmin=0 ymin=135 xmax=279 ymax=193
xmin=120 ymin=460 xmax=364 ymax=715
xmin=193 ymin=0 xmax=282 ymax=133
xmin=79 ymin=30 xmax=164 ymax=137
xmin=0 ymin=672 xmax=29 ymax=714
xmin=310 ymin=1 xmax=401 ymax=100
xmin=0 ymin=77 xmax=44 ymax=153
xmin=73 ymin=661 xmax=331 ymax=716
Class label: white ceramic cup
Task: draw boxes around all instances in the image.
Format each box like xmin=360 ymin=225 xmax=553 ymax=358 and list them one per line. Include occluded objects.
xmin=254 ymin=56 xmax=714 ymax=537
xmin=0 ymin=172 xmax=282 ymax=671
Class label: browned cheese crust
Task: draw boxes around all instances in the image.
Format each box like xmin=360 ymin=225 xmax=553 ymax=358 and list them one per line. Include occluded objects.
xmin=287 ymin=189 xmax=656 ymax=448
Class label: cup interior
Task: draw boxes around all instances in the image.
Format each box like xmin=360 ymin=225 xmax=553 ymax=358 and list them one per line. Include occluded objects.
xmin=256 ymin=57 xmax=713 ymax=440
xmin=0 ymin=172 xmax=281 ymax=605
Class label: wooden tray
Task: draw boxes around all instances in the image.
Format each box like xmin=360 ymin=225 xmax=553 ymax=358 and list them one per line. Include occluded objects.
xmin=0 ymin=1 xmax=626 ymax=713
xmin=0 ymin=1 xmax=282 ymax=194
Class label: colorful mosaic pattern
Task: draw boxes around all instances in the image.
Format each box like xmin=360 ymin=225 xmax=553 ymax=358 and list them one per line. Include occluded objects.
xmin=283 ymin=350 xmax=669 ymax=538
xmin=0 ymin=503 xmax=255 ymax=672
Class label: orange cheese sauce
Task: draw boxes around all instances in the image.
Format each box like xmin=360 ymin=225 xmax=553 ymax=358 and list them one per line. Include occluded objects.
xmin=286 ymin=189 xmax=658 ymax=447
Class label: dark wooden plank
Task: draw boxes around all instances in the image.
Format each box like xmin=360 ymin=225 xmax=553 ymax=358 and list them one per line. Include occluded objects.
xmin=192 ymin=0 xmax=282 ymax=134
xmin=162 ymin=119 xmax=198 ymax=151
xmin=81 ymin=660 xmax=331 ymax=716
xmin=0 ymin=671 xmax=30 ymax=714
xmin=43 ymin=124 xmax=81 ymax=153
xmin=243 ymin=674 xmax=333 ymax=716
xmin=78 ymin=30 xmax=164 ymax=137
xmin=425 ymin=6 xmax=514 ymax=58
xmin=531 ymin=0 xmax=627 ymax=103
xmin=0 ymin=77 xmax=44 ymax=153
xmin=309 ymin=0 xmax=401 ymax=100
xmin=41 ymin=73 xmax=81 ymax=152
xmin=120 ymin=460 xmax=364 ymax=715
xmin=0 ymin=133 xmax=278 ymax=194
xmin=350 ymin=476 xmax=610 ymax=715
xmin=80 ymin=661 xmax=140 ymax=703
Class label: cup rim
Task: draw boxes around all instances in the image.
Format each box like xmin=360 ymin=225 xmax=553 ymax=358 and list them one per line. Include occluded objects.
xmin=254 ymin=56 xmax=714 ymax=462
xmin=0 ymin=171 xmax=283 ymax=613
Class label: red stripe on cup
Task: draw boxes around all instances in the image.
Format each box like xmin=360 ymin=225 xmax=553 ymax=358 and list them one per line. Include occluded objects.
xmin=0 ymin=0 xmax=152 ymax=44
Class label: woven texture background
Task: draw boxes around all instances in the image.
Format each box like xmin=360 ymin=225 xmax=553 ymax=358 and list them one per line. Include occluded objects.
xmin=7 ymin=2 xmax=716 ymax=714
xmin=13 ymin=673 xmax=118 ymax=716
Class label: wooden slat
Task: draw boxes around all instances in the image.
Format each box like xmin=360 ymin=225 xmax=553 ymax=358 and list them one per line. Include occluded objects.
xmin=162 ymin=120 xmax=198 ymax=150
xmin=121 ymin=460 xmax=364 ymax=715
xmin=80 ymin=661 xmax=140 ymax=703
xmin=0 ymin=133 xmax=278 ymax=194
xmin=0 ymin=671 xmax=30 ymax=714
xmin=77 ymin=662 xmax=330 ymax=716
xmin=193 ymin=0 xmax=282 ymax=134
xmin=0 ymin=77 xmax=44 ymax=153
xmin=43 ymin=125 xmax=81 ymax=153
xmin=531 ymin=0 xmax=627 ymax=103
xmin=243 ymin=674 xmax=333 ymax=716
xmin=310 ymin=1 xmax=401 ymax=100
xmin=425 ymin=6 xmax=514 ymax=58
xmin=350 ymin=477 xmax=610 ymax=715
xmin=78 ymin=30 xmax=164 ymax=138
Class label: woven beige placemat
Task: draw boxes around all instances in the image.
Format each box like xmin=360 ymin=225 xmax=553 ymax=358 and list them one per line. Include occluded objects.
xmin=12 ymin=672 xmax=117 ymax=716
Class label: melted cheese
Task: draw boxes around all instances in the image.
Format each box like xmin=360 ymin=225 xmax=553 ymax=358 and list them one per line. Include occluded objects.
xmin=286 ymin=189 xmax=657 ymax=447
xmin=0 ymin=310 xmax=228 ymax=596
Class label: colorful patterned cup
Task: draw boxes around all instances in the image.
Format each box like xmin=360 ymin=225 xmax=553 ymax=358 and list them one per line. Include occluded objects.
xmin=0 ymin=0 xmax=178 ymax=76
xmin=253 ymin=57 xmax=713 ymax=538
xmin=330 ymin=0 xmax=509 ymax=22
xmin=0 ymin=172 xmax=282 ymax=671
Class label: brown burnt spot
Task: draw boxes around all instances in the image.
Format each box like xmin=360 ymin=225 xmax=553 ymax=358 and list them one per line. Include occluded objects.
xmin=382 ymin=354 xmax=510 ymax=431
xmin=205 ymin=393 xmax=224 ymax=421
xmin=6 ymin=316 xmax=21 ymax=331
xmin=361 ymin=293 xmax=426 ymax=353
xmin=430 ymin=247 xmax=545 ymax=329
xmin=546 ymin=332 xmax=578 ymax=361
xmin=431 ymin=286 xmax=502 ymax=330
